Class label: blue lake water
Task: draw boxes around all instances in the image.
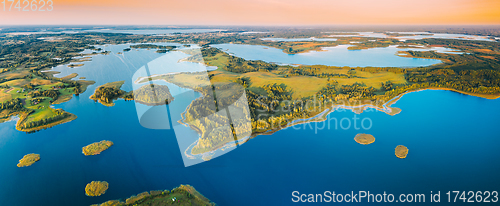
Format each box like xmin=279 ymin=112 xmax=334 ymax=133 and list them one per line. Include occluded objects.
xmin=50 ymin=44 xmax=211 ymax=91
xmin=83 ymin=29 xmax=223 ymax=35
xmin=213 ymin=44 xmax=449 ymax=67
xmin=1 ymin=45 xmax=499 ymax=206
xmin=327 ymin=32 xmax=497 ymax=42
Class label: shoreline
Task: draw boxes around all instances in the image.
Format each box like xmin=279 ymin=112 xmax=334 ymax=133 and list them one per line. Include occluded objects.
xmin=186 ymin=87 xmax=499 ymax=158
xmin=145 ymin=64 xmax=498 ymax=158
xmin=223 ymin=43 xmax=450 ymax=68
xmin=396 ymin=51 xmax=455 ymax=65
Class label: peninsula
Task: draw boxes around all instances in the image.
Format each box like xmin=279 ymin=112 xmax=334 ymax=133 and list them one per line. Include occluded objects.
xmin=90 ymin=81 xmax=127 ymax=107
xmin=141 ymin=44 xmax=500 ymax=155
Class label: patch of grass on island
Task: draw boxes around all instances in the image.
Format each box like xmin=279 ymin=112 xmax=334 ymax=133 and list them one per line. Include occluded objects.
xmin=82 ymin=140 xmax=113 ymax=156
xmin=17 ymin=153 xmax=40 ymax=167
xmin=85 ymin=181 xmax=109 ymax=197
xmin=92 ymin=184 xmax=215 ymax=206
xmin=395 ymin=145 xmax=409 ymax=159
xmin=354 ymin=133 xmax=375 ymax=145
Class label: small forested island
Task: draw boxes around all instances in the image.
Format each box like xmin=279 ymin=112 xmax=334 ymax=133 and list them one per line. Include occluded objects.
xmin=85 ymin=181 xmax=109 ymax=197
xmin=17 ymin=153 xmax=40 ymax=167
xmin=90 ymin=82 xmax=176 ymax=106
xmin=82 ymin=140 xmax=114 ymax=156
xmin=90 ymin=81 xmax=128 ymax=106
xmin=129 ymin=44 xmax=177 ymax=53
xmin=92 ymin=185 xmax=215 ymax=206
xmin=354 ymin=133 xmax=375 ymax=145
xmin=395 ymin=145 xmax=409 ymax=159
xmin=133 ymin=84 xmax=174 ymax=106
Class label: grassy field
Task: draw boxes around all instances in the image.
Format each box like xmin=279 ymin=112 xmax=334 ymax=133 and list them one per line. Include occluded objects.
xmin=176 ymin=47 xmax=407 ymax=99
xmin=52 ymin=88 xmax=77 ymax=104
xmin=0 ymin=88 xmax=15 ymax=102
xmin=204 ymin=52 xmax=229 ymax=69
xmin=0 ymin=85 xmax=75 ymax=125
xmin=0 ymin=78 xmax=31 ymax=87
xmin=244 ymin=72 xmax=328 ymax=98
xmin=23 ymin=99 xmax=57 ymax=123
xmin=0 ymin=69 xmax=31 ymax=79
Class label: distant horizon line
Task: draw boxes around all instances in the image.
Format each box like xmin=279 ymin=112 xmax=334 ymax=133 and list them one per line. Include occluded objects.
xmin=1 ymin=24 xmax=500 ymax=28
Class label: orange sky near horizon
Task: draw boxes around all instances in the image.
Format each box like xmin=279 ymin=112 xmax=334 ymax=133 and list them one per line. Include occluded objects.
xmin=0 ymin=0 xmax=499 ymax=25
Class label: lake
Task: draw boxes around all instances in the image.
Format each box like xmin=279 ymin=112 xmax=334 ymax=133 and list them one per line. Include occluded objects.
xmin=327 ymin=32 xmax=496 ymax=42
xmin=50 ymin=43 xmax=212 ymax=91
xmin=261 ymin=37 xmax=337 ymax=42
xmin=6 ymin=29 xmax=223 ymax=36
xmin=213 ymin=44 xmax=456 ymax=67
xmin=1 ymin=44 xmax=499 ymax=206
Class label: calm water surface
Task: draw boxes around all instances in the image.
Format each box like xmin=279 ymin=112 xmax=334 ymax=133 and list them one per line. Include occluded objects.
xmin=213 ymin=44 xmax=450 ymax=67
xmin=261 ymin=37 xmax=337 ymax=42
xmin=0 ymin=45 xmax=499 ymax=206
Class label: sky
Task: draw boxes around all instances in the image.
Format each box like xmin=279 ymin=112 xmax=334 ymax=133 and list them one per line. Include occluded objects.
xmin=0 ymin=0 xmax=499 ymax=25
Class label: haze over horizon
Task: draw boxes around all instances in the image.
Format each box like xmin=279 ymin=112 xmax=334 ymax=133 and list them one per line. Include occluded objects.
xmin=1 ymin=0 xmax=499 ymax=26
